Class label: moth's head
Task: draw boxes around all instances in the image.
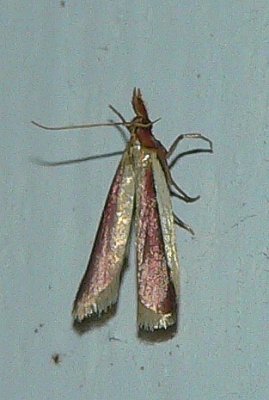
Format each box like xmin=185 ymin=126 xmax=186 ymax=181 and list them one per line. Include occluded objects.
xmin=131 ymin=88 xmax=151 ymax=126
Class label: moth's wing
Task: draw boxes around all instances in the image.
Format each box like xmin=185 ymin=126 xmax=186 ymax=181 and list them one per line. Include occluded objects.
xmin=136 ymin=152 xmax=179 ymax=330
xmin=73 ymin=151 xmax=135 ymax=321
xmin=152 ymin=155 xmax=180 ymax=297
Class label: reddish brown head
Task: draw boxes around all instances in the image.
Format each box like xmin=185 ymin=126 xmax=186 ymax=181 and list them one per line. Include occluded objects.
xmin=130 ymin=88 xmax=167 ymax=157
xmin=132 ymin=88 xmax=150 ymax=124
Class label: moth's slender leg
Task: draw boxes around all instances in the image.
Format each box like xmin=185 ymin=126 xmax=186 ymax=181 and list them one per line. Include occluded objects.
xmin=170 ymin=190 xmax=200 ymax=203
xmin=167 ymin=133 xmax=213 ymax=158
xmin=109 ymin=105 xmax=127 ymax=124
xmin=173 ymin=213 xmax=194 ymax=236
xmin=159 ymin=158 xmax=200 ymax=203
xmin=170 ymin=178 xmax=200 ymax=203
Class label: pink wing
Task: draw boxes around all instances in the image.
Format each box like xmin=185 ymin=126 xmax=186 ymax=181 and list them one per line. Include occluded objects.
xmin=73 ymin=151 xmax=135 ymax=321
xmin=136 ymin=160 xmax=177 ymax=330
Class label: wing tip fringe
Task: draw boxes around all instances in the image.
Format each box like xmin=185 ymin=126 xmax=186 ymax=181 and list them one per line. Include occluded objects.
xmin=72 ymin=279 xmax=120 ymax=322
xmin=137 ymin=302 xmax=176 ymax=331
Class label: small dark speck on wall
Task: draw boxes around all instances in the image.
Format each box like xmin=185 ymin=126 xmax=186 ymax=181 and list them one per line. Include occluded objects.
xmin=34 ymin=323 xmax=44 ymax=334
xmin=51 ymin=353 xmax=61 ymax=365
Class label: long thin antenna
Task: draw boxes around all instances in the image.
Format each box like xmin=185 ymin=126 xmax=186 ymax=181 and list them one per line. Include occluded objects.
xmin=31 ymin=120 xmax=127 ymax=131
xmin=31 ymin=118 xmax=161 ymax=131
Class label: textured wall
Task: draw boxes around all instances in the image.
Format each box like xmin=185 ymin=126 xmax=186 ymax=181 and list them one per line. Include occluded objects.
xmin=1 ymin=1 xmax=268 ymax=399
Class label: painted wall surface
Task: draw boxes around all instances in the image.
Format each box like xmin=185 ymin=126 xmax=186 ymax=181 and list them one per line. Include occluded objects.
xmin=1 ymin=2 xmax=268 ymax=399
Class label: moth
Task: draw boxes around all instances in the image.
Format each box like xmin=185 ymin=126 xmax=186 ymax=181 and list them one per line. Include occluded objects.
xmin=32 ymin=89 xmax=212 ymax=331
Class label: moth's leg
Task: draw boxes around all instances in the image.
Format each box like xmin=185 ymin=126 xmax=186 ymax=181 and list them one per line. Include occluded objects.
xmin=173 ymin=213 xmax=194 ymax=236
xmin=167 ymin=133 xmax=213 ymax=158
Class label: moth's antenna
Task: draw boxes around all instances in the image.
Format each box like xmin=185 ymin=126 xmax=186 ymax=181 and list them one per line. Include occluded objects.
xmin=31 ymin=120 xmax=127 ymax=131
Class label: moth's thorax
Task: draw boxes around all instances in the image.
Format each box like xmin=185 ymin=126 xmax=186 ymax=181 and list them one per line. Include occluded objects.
xmin=129 ymin=123 xmax=168 ymax=163
xmin=129 ymin=139 xmax=153 ymax=170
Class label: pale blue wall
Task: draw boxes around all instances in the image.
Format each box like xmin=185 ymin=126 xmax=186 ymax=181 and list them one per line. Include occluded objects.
xmin=1 ymin=2 xmax=268 ymax=399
